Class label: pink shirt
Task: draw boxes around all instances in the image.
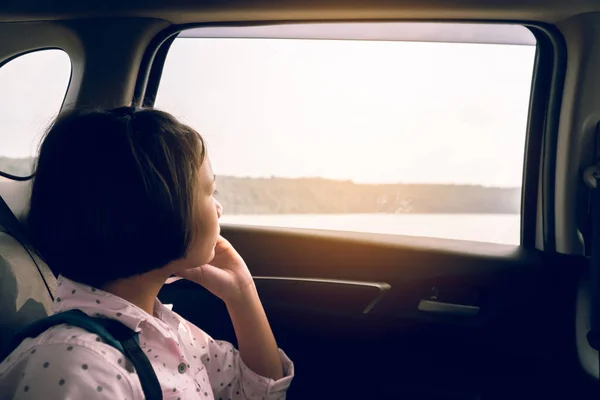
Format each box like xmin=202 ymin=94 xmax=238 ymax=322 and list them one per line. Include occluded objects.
xmin=0 ymin=276 xmax=294 ymax=399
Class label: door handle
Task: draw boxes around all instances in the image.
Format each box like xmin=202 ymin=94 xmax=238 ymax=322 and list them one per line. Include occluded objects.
xmin=253 ymin=276 xmax=391 ymax=314
xmin=418 ymin=299 xmax=480 ymax=317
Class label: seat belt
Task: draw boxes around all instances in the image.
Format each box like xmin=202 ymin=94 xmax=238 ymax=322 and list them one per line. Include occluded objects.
xmin=0 ymin=194 xmax=56 ymax=299
xmin=2 ymin=309 xmax=162 ymax=400
xmin=583 ymin=122 xmax=600 ymax=377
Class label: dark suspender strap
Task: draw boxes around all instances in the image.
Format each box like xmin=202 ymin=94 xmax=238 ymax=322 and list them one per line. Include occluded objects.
xmin=122 ymin=336 xmax=163 ymax=400
xmin=2 ymin=310 xmax=123 ymax=358
xmin=3 ymin=310 xmax=162 ymax=399
xmin=99 ymin=318 xmax=163 ymax=400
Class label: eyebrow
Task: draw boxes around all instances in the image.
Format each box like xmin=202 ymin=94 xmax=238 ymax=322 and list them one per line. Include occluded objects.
xmin=213 ymin=174 xmax=216 ymax=183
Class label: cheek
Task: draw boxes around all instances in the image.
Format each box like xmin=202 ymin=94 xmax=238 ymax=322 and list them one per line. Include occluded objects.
xmin=186 ymin=224 xmax=215 ymax=266
xmin=195 ymin=199 xmax=220 ymax=242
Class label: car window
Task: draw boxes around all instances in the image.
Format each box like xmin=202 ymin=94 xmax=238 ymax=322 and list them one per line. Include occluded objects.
xmin=0 ymin=49 xmax=71 ymax=178
xmin=155 ymin=23 xmax=536 ymax=245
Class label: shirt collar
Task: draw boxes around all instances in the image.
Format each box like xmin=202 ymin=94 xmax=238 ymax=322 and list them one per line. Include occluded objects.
xmin=53 ymin=275 xmax=180 ymax=336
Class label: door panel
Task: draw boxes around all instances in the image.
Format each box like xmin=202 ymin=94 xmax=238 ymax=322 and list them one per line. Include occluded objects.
xmin=159 ymin=225 xmax=591 ymax=399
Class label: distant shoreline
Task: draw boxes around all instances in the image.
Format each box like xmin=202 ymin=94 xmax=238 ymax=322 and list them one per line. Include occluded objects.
xmin=216 ymin=176 xmax=520 ymax=214
xmin=221 ymin=210 xmax=521 ymax=215
xmin=0 ymin=157 xmax=521 ymax=215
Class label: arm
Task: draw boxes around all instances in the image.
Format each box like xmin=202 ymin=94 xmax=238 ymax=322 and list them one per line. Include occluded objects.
xmin=181 ymin=318 xmax=293 ymax=400
xmin=225 ymin=283 xmax=283 ymax=380
xmin=176 ymin=236 xmax=294 ymax=398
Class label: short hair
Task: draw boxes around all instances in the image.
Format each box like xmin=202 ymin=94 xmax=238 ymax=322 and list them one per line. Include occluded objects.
xmin=27 ymin=107 xmax=206 ymax=287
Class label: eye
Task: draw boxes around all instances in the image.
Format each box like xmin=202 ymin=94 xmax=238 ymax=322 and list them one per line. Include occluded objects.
xmin=213 ymin=189 xmax=219 ymax=196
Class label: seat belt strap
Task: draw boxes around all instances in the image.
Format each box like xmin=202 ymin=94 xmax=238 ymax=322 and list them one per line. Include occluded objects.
xmin=3 ymin=309 xmax=162 ymax=400
xmin=0 ymin=194 xmax=56 ymax=298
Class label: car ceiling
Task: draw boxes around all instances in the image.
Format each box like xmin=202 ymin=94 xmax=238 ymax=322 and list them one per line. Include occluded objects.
xmin=2 ymin=0 xmax=600 ymax=24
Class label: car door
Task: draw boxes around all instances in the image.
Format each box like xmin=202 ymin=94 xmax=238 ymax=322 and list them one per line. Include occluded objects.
xmin=160 ymin=230 xmax=590 ymax=399
xmin=139 ymin=21 xmax=594 ymax=400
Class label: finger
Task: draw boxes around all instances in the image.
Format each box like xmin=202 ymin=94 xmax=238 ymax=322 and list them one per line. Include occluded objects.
xmin=216 ymin=235 xmax=229 ymax=244
xmin=176 ymin=264 xmax=231 ymax=288
xmin=195 ymin=263 xmax=231 ymax=284
xmin=165 ymin=276 xmax=184 ymax=284
xmin=214 ymin=236 xmax=233 ymax=252
xmin=176 ymin=265 xmax=206 ymax=285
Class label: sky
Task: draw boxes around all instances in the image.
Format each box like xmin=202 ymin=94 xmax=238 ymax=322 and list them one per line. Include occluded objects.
xmin=0 ymin=33 xmax=536 ymax=187
xmin=0 ymin=50 xmax=71 ymax=161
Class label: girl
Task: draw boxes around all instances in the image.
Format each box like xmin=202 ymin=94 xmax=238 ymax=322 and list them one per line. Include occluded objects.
xmin=0 ymin=107 xmax=293 ymax=399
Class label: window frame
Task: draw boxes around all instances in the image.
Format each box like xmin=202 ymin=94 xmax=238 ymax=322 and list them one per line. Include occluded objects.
xmin=135 ymin=21 xmax=566 ymax=249
xmin=0 ymin=47 xmax=73 ymax=181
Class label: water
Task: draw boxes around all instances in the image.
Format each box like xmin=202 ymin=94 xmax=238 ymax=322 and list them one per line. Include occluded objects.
xmin=219 ymin=213 xmax=520 ymax=245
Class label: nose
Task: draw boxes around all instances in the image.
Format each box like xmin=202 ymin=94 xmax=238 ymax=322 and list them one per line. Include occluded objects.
xmin=216 ymin=199 xmax=223 ymax=219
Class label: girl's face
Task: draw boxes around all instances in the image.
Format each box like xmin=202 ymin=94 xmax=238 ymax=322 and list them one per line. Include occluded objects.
xmin=184 ymin=157 xmax=222 ymax=268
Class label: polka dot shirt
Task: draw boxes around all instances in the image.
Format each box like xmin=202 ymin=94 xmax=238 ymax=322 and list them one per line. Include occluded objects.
xmin=0 ymin=276 xmax=294 ymax=399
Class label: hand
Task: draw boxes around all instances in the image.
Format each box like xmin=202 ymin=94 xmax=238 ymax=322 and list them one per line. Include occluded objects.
xmin=175 ymin=236 xmax=255 ymax=304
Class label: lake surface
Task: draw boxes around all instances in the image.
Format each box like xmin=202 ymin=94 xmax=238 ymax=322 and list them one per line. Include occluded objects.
xmin=219 ymin=213 xmax=520 ymax=245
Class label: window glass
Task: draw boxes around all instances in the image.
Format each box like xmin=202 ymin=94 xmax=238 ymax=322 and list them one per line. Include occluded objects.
xmin=155 ymin=23 xmax=537 ymax=245
xmin=0 ymin=49 xmax=71 ymax=177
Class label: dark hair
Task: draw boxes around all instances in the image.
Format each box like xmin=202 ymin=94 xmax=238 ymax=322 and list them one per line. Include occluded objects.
xmin=27 ymin=107 xmax=206 ymax=287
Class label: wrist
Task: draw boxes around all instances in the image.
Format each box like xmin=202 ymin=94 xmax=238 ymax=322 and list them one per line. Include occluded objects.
xmin=224 ymin=280 xmax=259 ymax=309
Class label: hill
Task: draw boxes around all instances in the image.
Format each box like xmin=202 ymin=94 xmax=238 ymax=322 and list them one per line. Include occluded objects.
xmin=0 ymin=157 xmax=520 ymax=214
xmin=216 ymin=176 xmax=519 ymax=214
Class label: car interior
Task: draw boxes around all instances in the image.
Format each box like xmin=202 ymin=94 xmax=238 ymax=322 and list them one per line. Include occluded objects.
xmin=1 ymin=0 xmax=600 ymax=399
